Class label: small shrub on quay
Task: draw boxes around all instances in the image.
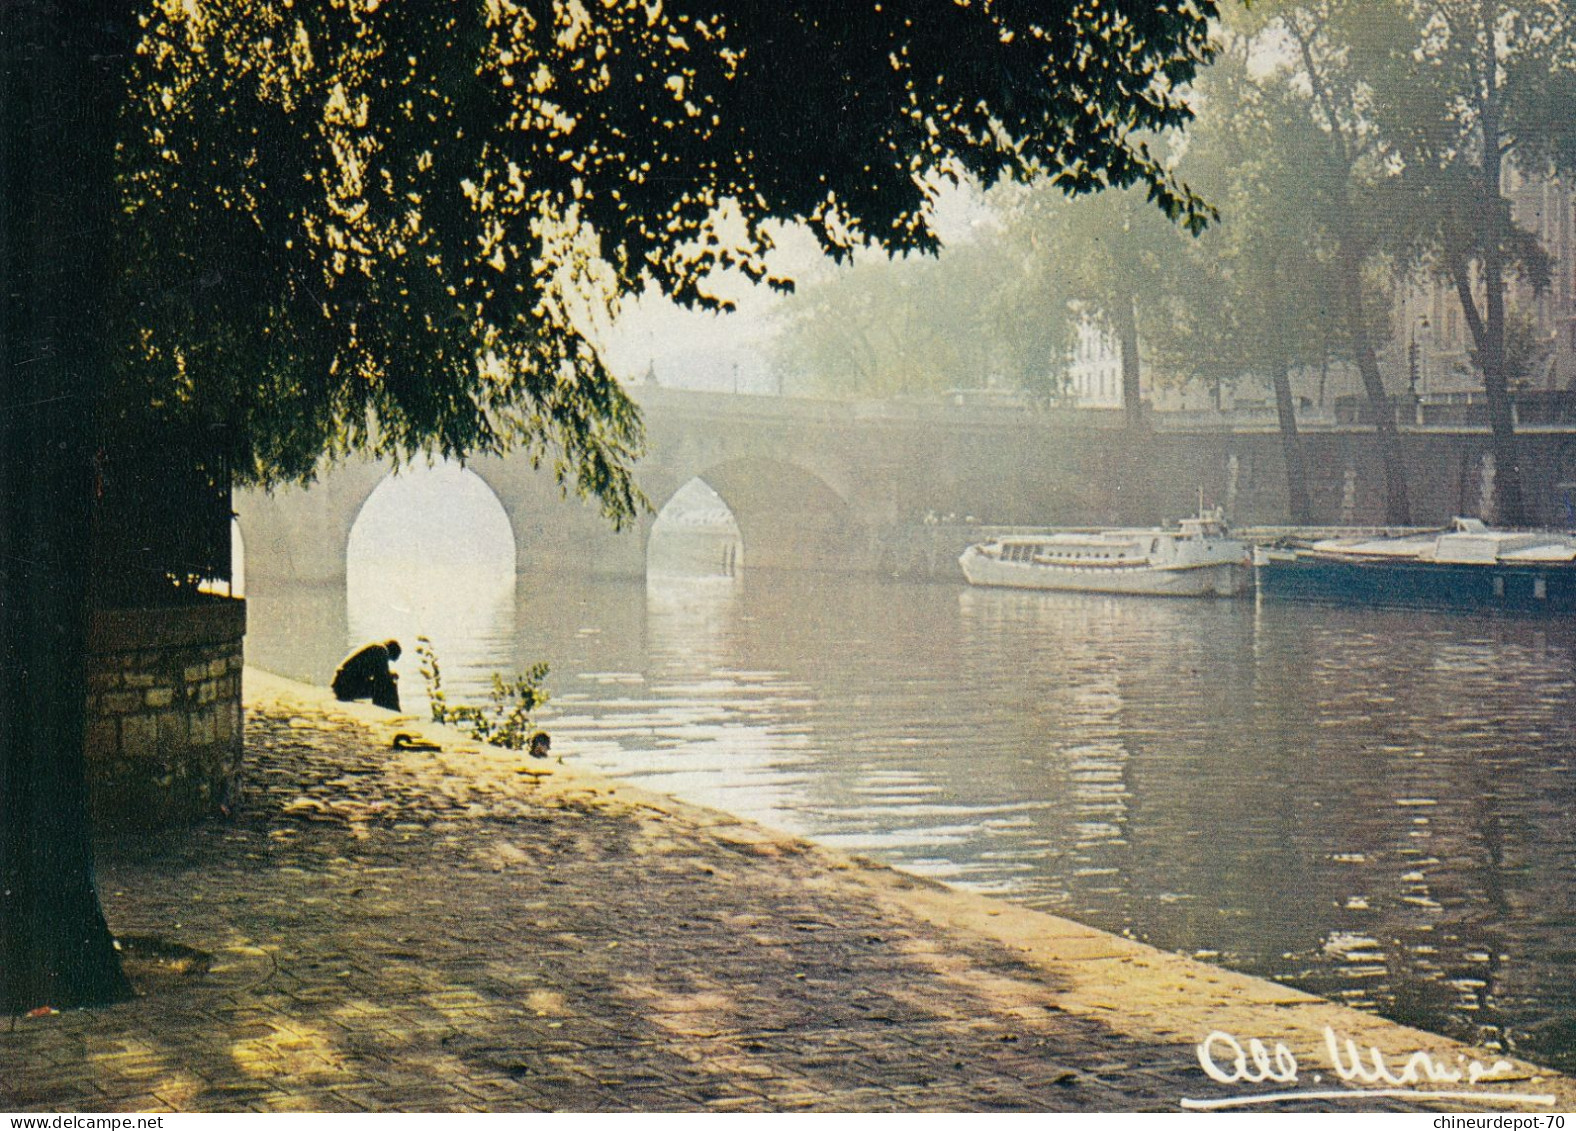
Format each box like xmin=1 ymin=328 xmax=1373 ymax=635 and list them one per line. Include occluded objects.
xmin=415 ymin=636 xmax=548 ymax=751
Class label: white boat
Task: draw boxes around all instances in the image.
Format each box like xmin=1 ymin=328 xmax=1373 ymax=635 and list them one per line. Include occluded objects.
xmin=959 ymin=510 xmax=1252 ymax=597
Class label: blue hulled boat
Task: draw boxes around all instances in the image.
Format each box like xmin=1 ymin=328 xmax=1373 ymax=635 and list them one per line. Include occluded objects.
xmin=1254 ymin=518 xmax=1576 ymax=614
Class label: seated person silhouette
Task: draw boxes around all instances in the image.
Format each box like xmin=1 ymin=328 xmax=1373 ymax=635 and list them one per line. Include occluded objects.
xmin=331 ymin=639 xmax=402 ymax=711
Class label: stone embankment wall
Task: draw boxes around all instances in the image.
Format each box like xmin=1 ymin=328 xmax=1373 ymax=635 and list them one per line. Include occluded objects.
xmin=86 ymin=598 xmax=246 ymax=832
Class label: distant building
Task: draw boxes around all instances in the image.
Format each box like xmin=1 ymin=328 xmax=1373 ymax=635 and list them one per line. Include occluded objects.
xmin=1065 ymin=317 xmax=1123 ymax=408
xmin=1063 ymin=314 xmax=1287 ymax=414
xmin=1384 ymin=170 xmax=1576 ymax=398
xmin=1061 ymin=175 xmax=1575 ymax=415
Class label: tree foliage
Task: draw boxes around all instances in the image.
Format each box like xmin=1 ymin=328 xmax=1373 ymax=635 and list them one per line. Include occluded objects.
xmin=1149 ymin=39 xmax=1359 ymax=520
xmin=1378 ymin=0 xmax=1576 ymax=524
xmin=1256 ymin=0 xmax=1576 ymax=525
xmin=1252 ymin=0 xmax=1427 ymax=523
xmin=772 ymin=172 xmax=1204 ymax=409
xmin=1010 ymin=180 xmax=1198 ymax=426
xmin=118 ymin=0 xmax=1222 ymax=517
xmin=3 ymin=0 xmax=1227 ymax=1014
xmin=768 ymin=232 xmax=1054 ymax=398
xmin=1154 ymin=48 xmax=1341 ymax=389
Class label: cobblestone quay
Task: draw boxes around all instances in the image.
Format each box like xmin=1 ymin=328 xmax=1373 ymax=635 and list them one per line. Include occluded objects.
xmin=3 ymin=671 xmax=1572 ymax=1113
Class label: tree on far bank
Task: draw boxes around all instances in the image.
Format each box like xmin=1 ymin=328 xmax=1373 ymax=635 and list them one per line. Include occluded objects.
xmin=768 ymin=243 xmax=1012 ymax=398
xmin=1265 ymin=0 xmax=1576 ymax=527
xmin=1 ymin=0 xmax=1222 ymax=1012
xmin=1153 ymin=43 xmax=1349 ymax=523
xmin=981 ymin=178 xmax=1202 ymax=430
xmin=1260 ymin=0 xmax=1422 ymax=525
xmin=772 ymin=174 xmax=1205 ymax=421
xmin=1378 ymin=0 xmax=1576 ymax=525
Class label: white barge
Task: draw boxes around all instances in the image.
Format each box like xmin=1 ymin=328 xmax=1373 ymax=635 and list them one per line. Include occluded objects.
xmin=959 ymin=510 xmax=1252 ymax=597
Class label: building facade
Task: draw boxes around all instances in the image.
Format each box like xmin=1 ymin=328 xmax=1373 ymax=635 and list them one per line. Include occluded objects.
xmin=1387 ymin=170 xmax=1576 ymax=400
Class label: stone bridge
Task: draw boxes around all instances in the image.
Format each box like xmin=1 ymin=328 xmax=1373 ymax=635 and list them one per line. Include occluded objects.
xmin=235 ymin=386 xmax=1576 ymax=586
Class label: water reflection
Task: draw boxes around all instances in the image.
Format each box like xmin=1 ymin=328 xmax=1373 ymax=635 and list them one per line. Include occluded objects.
xmin=244 ymin=543 xmax=1576 ymax=1073
xmin=552 ymin=576 xmax=821 ymax=830
xmin=244 ymin=578 xmax=349 ymax=688
xmin=347 ymin=567 xmax=516 ymax=718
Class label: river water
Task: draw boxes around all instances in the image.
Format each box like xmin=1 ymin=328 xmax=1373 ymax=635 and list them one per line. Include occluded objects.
xmin=241 ymin=488 xmax=1576 ymax=1074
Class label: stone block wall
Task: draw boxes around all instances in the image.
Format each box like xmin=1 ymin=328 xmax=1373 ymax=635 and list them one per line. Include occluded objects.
xmin=86 ymin=598 xmax=246 ymax=832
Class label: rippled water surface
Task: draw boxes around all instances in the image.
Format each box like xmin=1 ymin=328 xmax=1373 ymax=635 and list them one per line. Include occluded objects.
xmin=248 ymin=559 xmax=1576 ymax=1072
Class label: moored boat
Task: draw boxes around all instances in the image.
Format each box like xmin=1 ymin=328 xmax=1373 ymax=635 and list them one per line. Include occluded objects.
xmin=1254 ymin=517 xmax=1576 ymax=613
xmin=959 ymin=510 xmax=1252 ymax=597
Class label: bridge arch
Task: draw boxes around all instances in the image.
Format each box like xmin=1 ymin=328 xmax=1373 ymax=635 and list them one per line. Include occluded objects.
xmin=653 ymin=456 xmax=866 ymax=574
xmin=233 ymin=458 xmax=522 ymax=590
xmin=647 ymin=478 xmax=744 ymax=577
xmin=342 ymin=463 xmax=517 ymax=685
xmin=232 ymin=457 xmax=390 ymax=588
xmin=345 ymin=462 xmax=516 ymax=579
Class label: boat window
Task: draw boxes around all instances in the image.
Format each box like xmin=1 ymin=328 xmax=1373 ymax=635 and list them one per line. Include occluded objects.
xmin=1149 ymin=539 xmax=1159 ymax=554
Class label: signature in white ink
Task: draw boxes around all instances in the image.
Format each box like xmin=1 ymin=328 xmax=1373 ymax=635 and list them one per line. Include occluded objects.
xmin=1181 ymin=1027 xmax=1556 ymax=1110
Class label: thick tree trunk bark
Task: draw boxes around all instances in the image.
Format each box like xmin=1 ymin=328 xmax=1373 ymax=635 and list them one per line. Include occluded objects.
xmin=1270 ymin=356 xmax=1312 ymax=525
xmin=1340 ymin=243 xmax=1411 ymax=525
xmin=0 ymin=0 xmax=134 ymax=1012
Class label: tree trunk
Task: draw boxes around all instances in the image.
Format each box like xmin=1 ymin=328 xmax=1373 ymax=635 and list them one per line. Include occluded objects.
xmin=1113 ymin=293 xmax=1145 ymax=431
xmin=1339 ymin=243 xmax=1411 ymax=525
xmin=1450 ymin=255 xmax=1523 ymax=526
xmin=1460 ymin=63 xmax=1526 ymax=526
xmin=1270 ymin=356 xmax=1313 ymax=525
xmin=0 ymin=0 xmax=134 ymax=1012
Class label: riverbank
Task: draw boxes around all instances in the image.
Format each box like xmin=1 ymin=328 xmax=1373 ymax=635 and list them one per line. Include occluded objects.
xmin=1 ymin=669 xmax=1570 ymax=1113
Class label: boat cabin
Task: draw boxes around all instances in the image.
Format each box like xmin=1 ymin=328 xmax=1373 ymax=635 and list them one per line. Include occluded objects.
xmin=1177 ymin=509 xmax=1231 ymax=541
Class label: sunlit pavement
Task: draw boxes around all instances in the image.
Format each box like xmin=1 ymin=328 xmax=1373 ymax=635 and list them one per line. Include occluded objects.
xmin=2 ymin=671 xmax=1570 ymax=1113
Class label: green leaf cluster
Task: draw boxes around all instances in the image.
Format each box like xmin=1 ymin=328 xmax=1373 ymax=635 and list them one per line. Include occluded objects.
xmin=109 ymin=0 xmax=1222 ymax=524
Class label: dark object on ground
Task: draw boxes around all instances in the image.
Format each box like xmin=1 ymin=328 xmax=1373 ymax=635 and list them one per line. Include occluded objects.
xmin=116 ymin=935 xmax=213 ymax=992
xmin=528 ymin=731 xmax=551 ymax=759
xmin=391 ymin=733 xmax=442 ymax=752
xmin=332 ymin=640 xmax=402 ymax=711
